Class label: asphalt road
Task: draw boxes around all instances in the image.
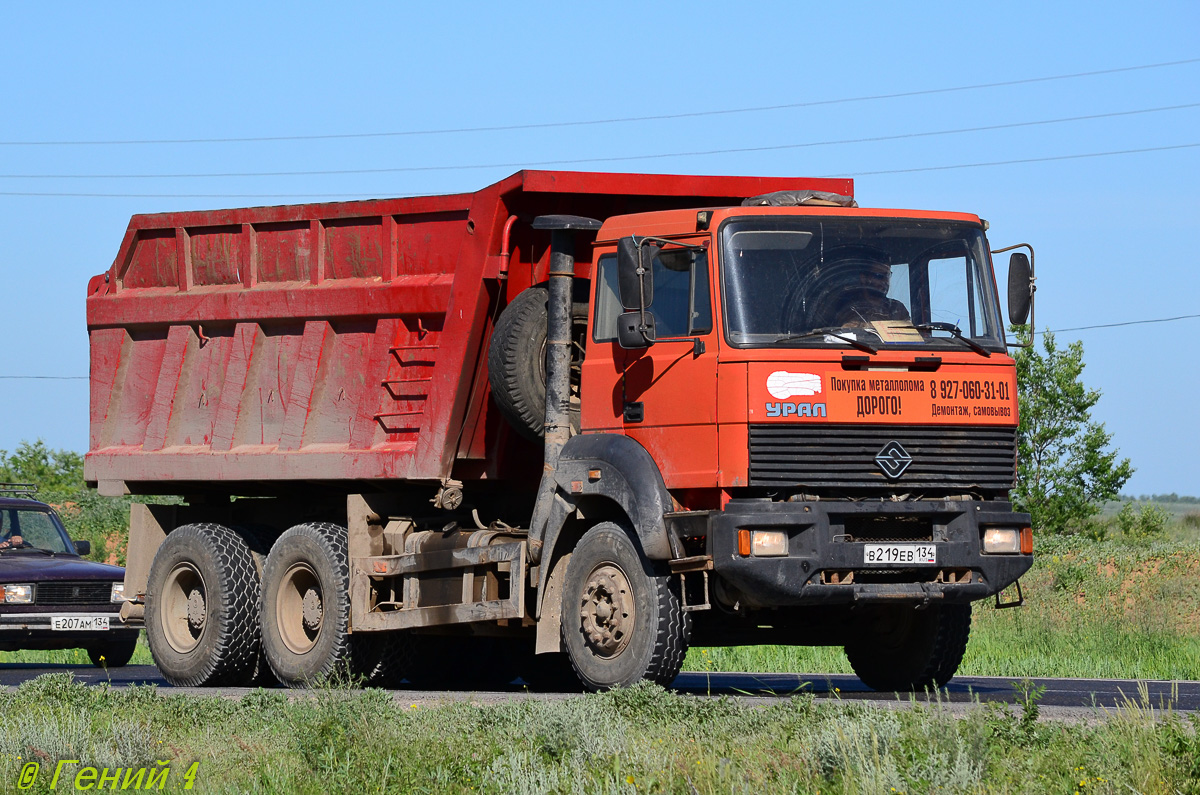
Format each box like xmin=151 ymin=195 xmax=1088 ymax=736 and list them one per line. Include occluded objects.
xmin=2 ymin=663 xmax=1196 ymax=716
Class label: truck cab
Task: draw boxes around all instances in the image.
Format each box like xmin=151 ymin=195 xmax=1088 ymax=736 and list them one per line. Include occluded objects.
xmin=560 ymin=196 xmax=1033 ymax=689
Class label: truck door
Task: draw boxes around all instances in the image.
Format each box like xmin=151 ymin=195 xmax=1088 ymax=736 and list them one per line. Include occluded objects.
xmin=581 ymin=246 xmax=719 ymax=488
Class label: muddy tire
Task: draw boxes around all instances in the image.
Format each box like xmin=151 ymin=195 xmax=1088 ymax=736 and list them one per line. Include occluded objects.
xmin=260 ymin=522 xmax=355 ymax=687
xmin=845 ymin=603 xmax=972 ymax=692
xmin=87 ymin=632 xmax=139 ymax=668
xmin=560 ymin=522 xmax=689 ymax=691
xmin=144 ymin=523 xmax=262 ymax=687
xmin=487 ymin=286 xmax=586 ymax=441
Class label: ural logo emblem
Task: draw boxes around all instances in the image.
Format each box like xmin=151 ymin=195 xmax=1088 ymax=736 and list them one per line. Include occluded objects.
xmin=875 ymin=441 xmax=913 ymax=479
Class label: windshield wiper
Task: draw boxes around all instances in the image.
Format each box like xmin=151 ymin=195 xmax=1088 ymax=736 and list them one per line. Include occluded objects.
xmin=904 ymin=322 xmax=991 ymax=357
xmin=774 ymin=328 xmax=878 ymax=354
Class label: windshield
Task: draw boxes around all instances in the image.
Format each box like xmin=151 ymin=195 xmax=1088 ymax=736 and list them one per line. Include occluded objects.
xmin=720 ymin=217 xmax=1004 ymax=350
xmin=0 ymin=507 xmax=73 ymax=554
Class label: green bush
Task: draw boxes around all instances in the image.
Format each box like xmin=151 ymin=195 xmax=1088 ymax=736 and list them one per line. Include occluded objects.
xmin=1115 ymin=501 xmax=1170 ymax=540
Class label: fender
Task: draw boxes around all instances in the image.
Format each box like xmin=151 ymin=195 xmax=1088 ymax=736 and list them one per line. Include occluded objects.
xmin=534 ymin=433 xmax=679 ymax=617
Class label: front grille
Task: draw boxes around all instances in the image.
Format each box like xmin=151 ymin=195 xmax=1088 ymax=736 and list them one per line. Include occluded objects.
xmin=748 ymin=424 xmax=1016 ymax=491
xmin=843 ymin=515 xmax=933 ymax=542
xmin=35 ymin=581 xmax=112 ymax=605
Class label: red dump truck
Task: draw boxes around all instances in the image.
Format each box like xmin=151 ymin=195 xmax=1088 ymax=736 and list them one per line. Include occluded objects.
xmin=85 ymin=170 xmax=1035 ymax=691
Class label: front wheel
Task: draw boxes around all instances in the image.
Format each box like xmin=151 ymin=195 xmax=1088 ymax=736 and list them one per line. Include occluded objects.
xmin=560 ymin=522 xmax=689 ymax=691
xmin=845 ymin=603 xmax=972 ymax=691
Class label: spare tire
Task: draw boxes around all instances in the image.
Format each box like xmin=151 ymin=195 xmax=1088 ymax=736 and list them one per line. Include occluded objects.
xmin=487 ymin=286 xmax=586 ymax=441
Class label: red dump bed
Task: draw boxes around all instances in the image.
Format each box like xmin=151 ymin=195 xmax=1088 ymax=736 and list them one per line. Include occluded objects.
xmin=84 ymin=170 xmax=852 ymax=491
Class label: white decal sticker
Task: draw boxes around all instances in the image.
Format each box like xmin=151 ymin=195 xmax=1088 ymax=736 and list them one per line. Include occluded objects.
xmin=766 ymin=371 xmax=822 ymax=399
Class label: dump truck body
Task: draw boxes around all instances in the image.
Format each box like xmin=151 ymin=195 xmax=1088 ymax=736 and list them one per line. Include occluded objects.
xmin=85 ymin=171 xmax=847 ymax=493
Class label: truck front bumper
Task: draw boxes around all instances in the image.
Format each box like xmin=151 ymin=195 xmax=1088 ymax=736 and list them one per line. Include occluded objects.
xmin=709 ymin=499 xmax=1032 ymax=607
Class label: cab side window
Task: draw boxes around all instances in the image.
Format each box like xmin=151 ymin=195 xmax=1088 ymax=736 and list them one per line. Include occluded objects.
xmin=593 ymin=250 xmax=712 ymax=342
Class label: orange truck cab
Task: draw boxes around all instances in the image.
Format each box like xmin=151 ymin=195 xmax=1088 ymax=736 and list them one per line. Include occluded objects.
xmin=87 ymin=172 xmax=1034 ymax=693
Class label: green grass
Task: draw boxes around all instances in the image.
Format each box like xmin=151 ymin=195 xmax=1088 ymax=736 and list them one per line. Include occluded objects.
xmin=0 ymin=675 xmax=1198 ymax=794
xmin=0 ymin=635 xmax=154 ymax=668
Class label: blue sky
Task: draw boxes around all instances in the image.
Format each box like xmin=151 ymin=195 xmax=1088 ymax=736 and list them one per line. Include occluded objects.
xmin=0 ymin=2 xmax=1196 ymax=494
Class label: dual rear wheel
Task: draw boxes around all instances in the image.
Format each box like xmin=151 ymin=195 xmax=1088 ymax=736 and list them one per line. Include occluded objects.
xmin=145 ymin=520 xmax=692 ymax=691
xmin=145 ymin=521 xmax=394 ymax=688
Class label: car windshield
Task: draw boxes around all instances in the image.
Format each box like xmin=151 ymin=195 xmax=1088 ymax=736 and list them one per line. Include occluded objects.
xmin=0 ymin=507 xmax=72 ymax=554
xmin=720 ymin=217 xmax=1004 ymax=351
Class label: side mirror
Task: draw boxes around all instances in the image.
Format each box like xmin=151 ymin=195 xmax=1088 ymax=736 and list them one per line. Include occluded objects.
xmin=74 ymin=539 xmax=91 ymax=556
xmin=616 ymin=310 xmax=655 ymax=349
xmin=1007 ymin=252 xmax=1032 ymax=325
xmin=616 ymin=237 xmax=657 ymax=310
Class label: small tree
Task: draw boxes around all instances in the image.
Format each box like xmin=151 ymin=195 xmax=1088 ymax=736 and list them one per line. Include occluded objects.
xmin=1012 ymin=328 xmax=1133 ymax=534
xmin=0 ymin=439 xmax=84 ymax=492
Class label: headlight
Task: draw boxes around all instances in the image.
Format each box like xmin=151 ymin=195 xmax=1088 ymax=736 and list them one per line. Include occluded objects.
xmin=982 ymin=528 xmax=1020 ymax=554
xmin=738 ymin=529 xmax=788 ymax=557
xmin=4 ymin=584 xmax=33 ymax=603
xmin=110 ymin=582 xmax=126 ymax=603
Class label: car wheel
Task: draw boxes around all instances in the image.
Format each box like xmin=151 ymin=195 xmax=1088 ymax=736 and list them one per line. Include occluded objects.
xmin=87 ymin=632 xmax=139 ymax=668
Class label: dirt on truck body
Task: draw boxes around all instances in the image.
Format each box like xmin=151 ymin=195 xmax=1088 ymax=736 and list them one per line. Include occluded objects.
xmin=85 ymin=170 xmax=1036 ymax=691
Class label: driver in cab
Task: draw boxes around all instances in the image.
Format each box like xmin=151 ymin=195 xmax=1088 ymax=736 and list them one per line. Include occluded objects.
xmin=824 ymin=251 xmax=910 ymax=328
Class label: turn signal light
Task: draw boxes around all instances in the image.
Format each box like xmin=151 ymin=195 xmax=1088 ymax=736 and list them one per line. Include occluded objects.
xmin=1020 ymin=526 xmax=1033 ymax=555
xmin=738 ymin=529 xmax=751 ymax=556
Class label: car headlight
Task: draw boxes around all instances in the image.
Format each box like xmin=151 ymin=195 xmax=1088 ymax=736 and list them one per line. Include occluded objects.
xmin=110 ymin=582 xmax=126 ymax=603
xmin=4 ymin=584 xmax=33 ymax=604
xmin=982 ymin=528 xmax=1020 ymax=554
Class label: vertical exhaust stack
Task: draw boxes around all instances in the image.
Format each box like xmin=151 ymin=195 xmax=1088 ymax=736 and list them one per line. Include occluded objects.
xmin=528 ymin=215 xmax=601 ymax=560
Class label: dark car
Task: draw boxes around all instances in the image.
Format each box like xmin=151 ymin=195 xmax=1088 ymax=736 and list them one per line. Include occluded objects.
xmin=0 ymin=485 xmax=139 ymax=667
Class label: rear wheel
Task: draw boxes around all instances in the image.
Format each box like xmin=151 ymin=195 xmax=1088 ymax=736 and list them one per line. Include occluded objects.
xmin=845 ymin=603 xmax=972 ymax=691
xmin=560 ymin=522 xmax=688 ymax=691
xmin=260 ymin=522 xmax=356 ymax=686
xmin=144 ymin=523 xmax=261 ymax=686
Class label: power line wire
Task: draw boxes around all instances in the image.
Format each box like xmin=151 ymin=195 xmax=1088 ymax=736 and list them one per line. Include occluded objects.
xmin=3 ymin=315 xmax=1197 ymax=381
xmin=1 ymin=140 xmax=1195 ymax=200
xmin=0 ymin=376 xmax=88 ymax=380
xmin=2 ymin=57 xmax=1197 ymax=147
xmin=4 ymin=102 xmax=1195 ymax=180
xmin=1040 ymin=313 xmax=1200 ymax=334
xmin=825 ymin=142 xmax=1200 ymax=177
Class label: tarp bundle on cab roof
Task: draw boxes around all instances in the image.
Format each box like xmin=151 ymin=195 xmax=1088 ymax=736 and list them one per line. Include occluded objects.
xmin=742 ymin=190 xmax=858 ymax=208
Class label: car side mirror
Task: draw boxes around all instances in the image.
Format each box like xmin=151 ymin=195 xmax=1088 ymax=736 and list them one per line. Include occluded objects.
xmin=74 ymin=540 xmax=91 ymax=556
xmin=1007 ymin=251 xmax=1032 ymax=325
xmin=616 ymin=310 xmax=656 ymax=349
xmin=616 ymin=237 xmax=657 ymax=310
